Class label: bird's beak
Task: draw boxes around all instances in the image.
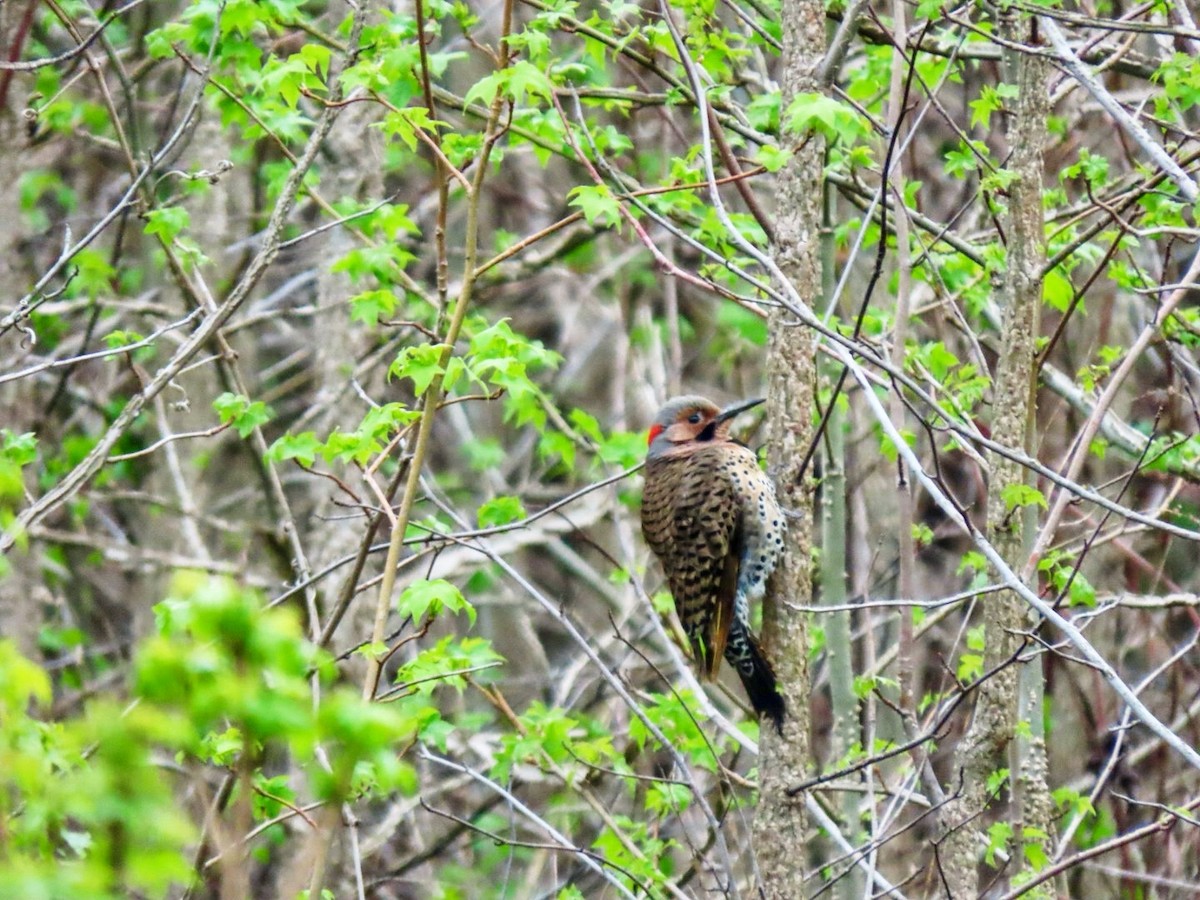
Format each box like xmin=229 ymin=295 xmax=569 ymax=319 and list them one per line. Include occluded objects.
xmin=714 ymin=397 xmax=765 ymax=425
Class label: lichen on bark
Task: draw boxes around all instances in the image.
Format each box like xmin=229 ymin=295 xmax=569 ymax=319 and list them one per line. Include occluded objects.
xmin=938 ymin=9 xmax=1056 ymax=895
xmin=754 ymin=0 xmax=825 ymax=894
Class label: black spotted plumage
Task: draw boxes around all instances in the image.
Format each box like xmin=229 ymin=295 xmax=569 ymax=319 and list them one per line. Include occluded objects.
xmin=641 ymin=396 xmax=786 ymax=730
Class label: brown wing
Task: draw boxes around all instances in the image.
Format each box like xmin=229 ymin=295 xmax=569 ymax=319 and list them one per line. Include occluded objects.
xmin=668 ymin=450 xmax=743 ymax=679
xmin=704 ymin=520 xmax=741 ymax=678
xmin=641 ymin=456 xmax=683 ymax=566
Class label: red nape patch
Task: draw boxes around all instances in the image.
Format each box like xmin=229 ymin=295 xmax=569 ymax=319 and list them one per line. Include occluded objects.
xmin=647 ymin=424 xmax=663 ymax=446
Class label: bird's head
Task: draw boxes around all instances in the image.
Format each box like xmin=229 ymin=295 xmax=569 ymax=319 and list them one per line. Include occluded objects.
xmin=645 ymin=395 xmax=764 ymax=460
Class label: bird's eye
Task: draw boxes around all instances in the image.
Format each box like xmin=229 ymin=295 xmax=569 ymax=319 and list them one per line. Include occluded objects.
xmin=687 ymin=412 xmax=702 ymax=424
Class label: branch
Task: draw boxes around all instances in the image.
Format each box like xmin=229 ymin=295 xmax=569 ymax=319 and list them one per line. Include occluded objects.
xmin=1040 ymin=15 xmax=1199 ymax=203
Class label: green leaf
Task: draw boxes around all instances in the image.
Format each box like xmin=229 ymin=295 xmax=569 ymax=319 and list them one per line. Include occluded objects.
xmin=144 ymin=206 xmax=190 ymax=242
xmin=0 ymin=640 xmax=52 ymax=710
xmin=390 ymin=344 xmax=448 ymax=396
xmin=1066 ymin=571 xmax=1096 ymax=607
xmin=967 ymin=625 xmax=986 ymax=652
xmin=464 ymin=61 xmax=554 ymax=108
xmin=395 ymin=635 xmax=503 ymax=695
xmin=298 ymin=43 xmax=332 ymax=79
xmin=1052 ymin=786 xmax=1096 ymax=819
xmin=103 ymin=329 xmax=145 ymax=349
xmin=355 ymin=641 xmax=390 ymax=660
xmin=852 ymin=674 xmax=877 ymax=699
xmin=350 ymin=289 xmax=399 ymax=327
xmin=755 ymin=144 xmax=790 ymax=173
xmin=986 ymin=767 xmax=1009 ymax=795
xmin=1042 ymin=268 xmax=1074 ymax=312
xmin=783 ymin=92 xmax=869 ymax=143
xmin=377 ymin=107 xmax=445 ymax=152
xmin=1022 ymin=828 xmax=1050 ymax=870
xmin=1 ymin=430 xmax=38 ymax=468
xmin=912 ymin=521 xmax=934 ymax=546
xmin=985 ymin=821 xmax=1012 ymax=867
xmin=915 ymin=341 xmax=959 ymax=380
xmin=745 ymin=90 xmax=781 ymax=131
xmin=213 ymin=393 xmax=274 ymax=438
xmin=200 ymin=727 xmax=245 ymax=766
xmin=597 ymin=431 xmax=644 ymax=467
xmin=507 ymin=61 xmax=554 ymax=102
xmin=538 ymin=430 xmax=576 ymax=470
xmin=1000 ymin=483 xmax=1047 ymax=511
xmin=260 ymin=55 xmax=318 ymax=108
xmin=645 ymin=781 xmax=691 ymax=816
xmin=957 ymin=652 xmax=983 ymax=682
xmin=70 ymin=248 xmax=117 ymax=298
xmin=878 ymin=427 xmax=915 ymax=464
xmin=1155 ymin=52 xmax=1200 ymax=111
xmin=568 ymin=408 xmax=603 ymax=443
xmin=969 ymin=83 xmax=1017 ymax=130
xmin=1062 ymin=148 xmax=1109 ymax=186
xmin=567 ymin=184 xmax=622 ymax=227
xmin=477 ymin=495 xmax=527 ymax=528
xmin=944 ymin=143 xmax=979 ymax=178
xmin=266 ymin=432 xmax=322 ymax=466
xmin=397 ymin=579 xmax=475 ymax=626
xmin=981 ymin=167 xmax=1017 ymax=192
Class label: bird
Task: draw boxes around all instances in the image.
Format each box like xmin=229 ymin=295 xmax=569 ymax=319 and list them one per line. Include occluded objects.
xmin=640 ymin=395 xmax=786 ymax=731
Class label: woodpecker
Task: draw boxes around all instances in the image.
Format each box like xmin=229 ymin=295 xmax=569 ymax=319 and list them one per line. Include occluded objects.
xmin=641 ymin=395 xmax=786 ymax=731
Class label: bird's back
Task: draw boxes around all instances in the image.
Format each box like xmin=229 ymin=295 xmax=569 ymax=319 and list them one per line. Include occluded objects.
xmin=641 ymin=445 xmax=750 ymax=674
xmin=640 ymin=453 xmax=686 ymax=568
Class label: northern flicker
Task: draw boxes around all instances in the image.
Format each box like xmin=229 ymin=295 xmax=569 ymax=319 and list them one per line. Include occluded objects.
xmin=641 ymin=395 xmax=786 ymax=730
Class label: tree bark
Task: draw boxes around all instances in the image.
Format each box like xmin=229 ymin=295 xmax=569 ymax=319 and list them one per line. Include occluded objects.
xmin=939 ymin=10 xmax=1053 ymax=895
xmin=754 ymin=0 xmax=825 ymax=894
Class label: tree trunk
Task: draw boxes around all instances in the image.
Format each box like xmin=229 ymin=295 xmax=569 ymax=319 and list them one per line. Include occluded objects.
xmin=754 ymin=0 xmax=825 ymax=893
xmin=939 ymin=10 xmax=1054 ymax=895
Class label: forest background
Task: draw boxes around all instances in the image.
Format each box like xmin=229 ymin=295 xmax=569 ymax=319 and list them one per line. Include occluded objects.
xmin=2 ymin=0 xmax=1200 ymax=896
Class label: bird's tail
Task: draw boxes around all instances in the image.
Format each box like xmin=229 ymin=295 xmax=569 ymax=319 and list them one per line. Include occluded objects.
xmin=726 ymin=627 xmax=785 ymax=733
